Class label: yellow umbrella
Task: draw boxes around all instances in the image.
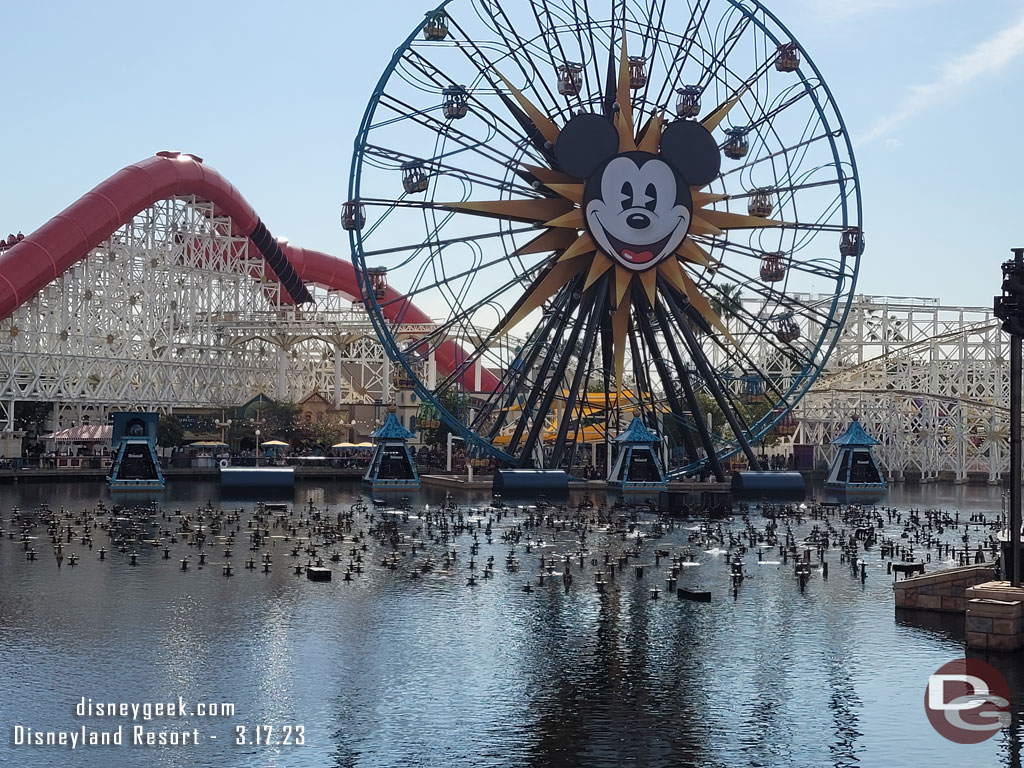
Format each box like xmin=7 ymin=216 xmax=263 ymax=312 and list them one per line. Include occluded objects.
xmin=260 ymin=440 xmax=289 ymax=447
xmin=355 ymin=442 xmax=375 ymax=448
xmin=332 ymin=442 xmax=356 ymax=449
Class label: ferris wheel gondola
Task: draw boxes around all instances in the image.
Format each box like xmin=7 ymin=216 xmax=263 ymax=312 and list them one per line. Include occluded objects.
xmin=347 ymin=0 xmax=863 ymax=478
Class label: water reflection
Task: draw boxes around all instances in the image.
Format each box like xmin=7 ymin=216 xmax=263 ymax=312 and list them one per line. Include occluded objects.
xmin=0 ymin=480 xmax=1020 ymax=767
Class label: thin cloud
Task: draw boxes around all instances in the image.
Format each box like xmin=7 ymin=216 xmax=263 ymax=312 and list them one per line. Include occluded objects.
xmin=858 ymin=11 xmax=1024 ymax=146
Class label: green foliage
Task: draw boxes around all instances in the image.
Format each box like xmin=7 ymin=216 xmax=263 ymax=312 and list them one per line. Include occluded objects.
xmin=709 ymin=282 xmax=743 ymax=320
xmin=421 ymin=389 xmax=463 ymax=447
xmin=295 ymin=419 xmax=344 ymax=452
xmin=157 ymin=414 xmax=185 ymax=448
xmin=227 ymin=399 xmax=301 ymax=449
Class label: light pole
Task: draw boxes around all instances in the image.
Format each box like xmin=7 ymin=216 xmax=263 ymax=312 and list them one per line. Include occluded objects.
xmin=255 ymin=429 xmax=262 ymax=467
xmin=215 ymin=418 xmax=232 ymax=446
xmin=995 ymin=247 xmax=1024 ymax=586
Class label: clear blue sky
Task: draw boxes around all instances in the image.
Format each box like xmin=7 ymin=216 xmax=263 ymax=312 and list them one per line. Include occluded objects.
xmin=2 ymin=0 xmax=1022 ymax=308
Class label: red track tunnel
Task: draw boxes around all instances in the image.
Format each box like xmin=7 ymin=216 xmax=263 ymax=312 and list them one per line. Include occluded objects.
xmin=0 ymin=152 xmax=498 ymax=392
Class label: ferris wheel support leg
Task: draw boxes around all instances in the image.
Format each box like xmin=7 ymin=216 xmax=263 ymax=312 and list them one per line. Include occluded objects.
xmin=653 ymin=303 xmax=723 ymax=480
xmin=549 ymin=281 xmax=606 ymax=468
xmin=519 ymin=288 xmax=597 ymax=468
xmin=507 ymin=281 xmax=584 ymax=463
xmin=636 ymin=300 xmax=699 ymax=464
xmin=664 ymin=290 xmax=762 ymax=472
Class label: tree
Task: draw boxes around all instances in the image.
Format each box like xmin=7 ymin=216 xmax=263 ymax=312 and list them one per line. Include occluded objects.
xmin=295 ymin=419 xmax=344 ymax=453
xmin=421 ymin=388 xmax=463 ymax=447
xmin=157 ymin=414 xmax=185 ymax=448
xmin=709 ymin=282 xmax=743 ymax=324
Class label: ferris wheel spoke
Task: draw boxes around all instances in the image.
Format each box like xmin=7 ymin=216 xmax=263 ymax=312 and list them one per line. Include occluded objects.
xmin=373 ymin=95 xmax=541 ymax=172
xmin=476 ymin=297 xmax=574 ymax=441
xmin=656 ymin=276 xmax=788 ymax=406
xmin=716 ymin=129 xmax=843 ymax=181
xmin=700 ymin=235 xmax=849 ymax=283
xmin=361 ymin=225 xmax=538 ymax=259
xmin=646 ymin=0 xmax=713 ymax=111
xmin=699 ymin=9 xmax=754 ymax=97
xmin=454 ymin=7 xmax=564 ymax=120
xmin=401 ymin=48 xmax=557 ymax=155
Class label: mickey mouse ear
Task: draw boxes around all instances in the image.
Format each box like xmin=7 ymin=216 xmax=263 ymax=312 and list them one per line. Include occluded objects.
xmin=659 ymin=120 xmax=721 ymax=188
xmin=555 ymin=113 xmax=620 ymax=179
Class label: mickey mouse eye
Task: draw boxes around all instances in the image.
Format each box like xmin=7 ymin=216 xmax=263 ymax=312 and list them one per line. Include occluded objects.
xmin=644 ymin=183 xmax=657 ymax=212
xmin=620 ymin=181 xmax=633 ymax=211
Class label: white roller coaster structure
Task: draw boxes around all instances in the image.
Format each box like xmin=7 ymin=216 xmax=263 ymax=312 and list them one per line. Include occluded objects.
xmin=0 ymin=194 xmax=1011 ymax=483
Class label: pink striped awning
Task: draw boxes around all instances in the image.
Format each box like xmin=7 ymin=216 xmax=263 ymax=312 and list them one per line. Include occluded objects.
xmin=42 ymin=425 xmax=113 ymax=441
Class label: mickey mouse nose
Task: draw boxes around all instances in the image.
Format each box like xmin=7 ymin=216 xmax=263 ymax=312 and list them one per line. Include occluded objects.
xmin=627 ymin=213 xmax=651 ymax=230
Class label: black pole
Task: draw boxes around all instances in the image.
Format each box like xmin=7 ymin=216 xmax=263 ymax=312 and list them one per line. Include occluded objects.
xmin=1012 ymin=248 xmax=1023 ymax=587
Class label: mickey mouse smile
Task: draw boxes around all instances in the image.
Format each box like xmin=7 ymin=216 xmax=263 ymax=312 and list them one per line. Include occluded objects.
xmin=554 ymin=112 xmax=720 ymax=274
xmin=586 ymin=153 xmax=692 ymax=270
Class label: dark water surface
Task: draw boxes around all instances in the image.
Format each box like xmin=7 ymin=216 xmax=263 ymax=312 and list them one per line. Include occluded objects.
xmin=0 ymin=480 xmax=1020 ymax=768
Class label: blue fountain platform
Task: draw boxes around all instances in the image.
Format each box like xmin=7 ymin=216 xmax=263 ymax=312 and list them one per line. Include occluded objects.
xmin=219 ymin=467 xmax=295 ymax=490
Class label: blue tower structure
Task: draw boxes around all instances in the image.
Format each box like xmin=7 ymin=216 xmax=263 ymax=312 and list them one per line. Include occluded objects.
xmin=823 ymin=418 xmax=887 ymax=494
xmin=109 ymin=412 xmax=165 ymax=491
xmin=363 ymin=407 xmax=420 ymax=491
xmin=608 ymin=415 xmax=668 ymax=492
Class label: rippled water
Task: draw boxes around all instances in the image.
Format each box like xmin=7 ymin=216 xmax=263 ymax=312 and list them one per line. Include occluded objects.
xmin=0 ymin=480 xmax=1021 ymax=768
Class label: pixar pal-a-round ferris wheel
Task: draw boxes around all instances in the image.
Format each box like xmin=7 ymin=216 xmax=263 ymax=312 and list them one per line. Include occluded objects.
xmin=344 ymin=0 xmax=863 ymax=478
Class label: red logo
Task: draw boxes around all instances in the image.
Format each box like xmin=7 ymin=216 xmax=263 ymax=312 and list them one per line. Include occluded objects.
xmin=925 ymin=658 xmax=1011 ymax=743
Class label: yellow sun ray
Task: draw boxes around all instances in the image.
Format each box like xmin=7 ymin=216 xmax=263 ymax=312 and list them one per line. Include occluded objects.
xmin=636 ymin=113 xmax=664 ymax=154
xmin=495 ymin=72 xmax=561 ymax=145
xmin=612 ymin=266 xmax=632 ymax=309
xmin=545 ymin=209 xmax=586 ymax=229
xmin=523 ymin=165 xmax=580 ymax=185
xmin=638 ymin=269 xmax=657 ymax=307
xmin=698 ymin=209 xmax=785 ymax=230
xmin=556 ymin=232 xmax=597 ymax=263
xmin=701 ymin=89 xmax=747 ymax=133
xmin=676 ymin=268 xmax=737 ymax=346
xmin=676 ymin=240 xmax=717 ymax=269
xmin=443 ymin=198 xmax=573 ymax=223
xmin=583 ymin=252 xmax=614 ymax=290
xmin=692 ymin=190 xmax=729 ymax=207
xmin=515 ymin=228 xmax=579 ymax=256
xmin=612 ymin=299 xmax=630 ymax=393
xmin=497 ymin=256 xmax=589 ymax=336
xmin=656 ymin=255 xmax=689 ymax=293
xmin=545 ymin=183 xmax=585 ymax=204
xmin=615 ymin=37 xmax=637 ymax=152
xmin=689 ymin=216 xmax=724 ymax=237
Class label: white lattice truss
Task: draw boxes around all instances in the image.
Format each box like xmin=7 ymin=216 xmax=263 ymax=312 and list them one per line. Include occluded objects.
xmin=791 ymin=296 xmax=1007 ymax=483
xmin=0 ymin=196 xmax=429 ymax=432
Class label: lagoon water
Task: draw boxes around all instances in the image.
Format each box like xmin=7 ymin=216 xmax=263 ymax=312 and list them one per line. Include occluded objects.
xmin=0 ymin=479 xmax=1020 ymax=768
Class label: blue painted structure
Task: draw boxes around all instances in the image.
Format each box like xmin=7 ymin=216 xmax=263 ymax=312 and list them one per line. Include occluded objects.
xmin=363 ymin=410 xmax=420 ymax=491
xmin=109 ymin=412 xmax=165 ymax=491
xmin=731 ymin=471 xmax=805 ymax=500
xmin=608 ymin=416 xmax=667 ymax=492
xmin=220 ymin=467 xmax=295 ymax=491
xmin=493 ymin=469 xmax=568 ymax=496
xmin=823 ymin=419 xmax=887 ymax=493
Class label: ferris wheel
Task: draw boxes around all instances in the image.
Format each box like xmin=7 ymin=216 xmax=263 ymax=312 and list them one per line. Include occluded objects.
xmin=344 ymin=0 xmax=863 ymax=478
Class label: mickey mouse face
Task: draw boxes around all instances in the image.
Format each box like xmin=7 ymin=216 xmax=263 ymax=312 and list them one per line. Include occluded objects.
xmin=555 ymin=113 xmax=720 ymax=273
xmin=586 ymin=153 xmax=690 ymax=270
